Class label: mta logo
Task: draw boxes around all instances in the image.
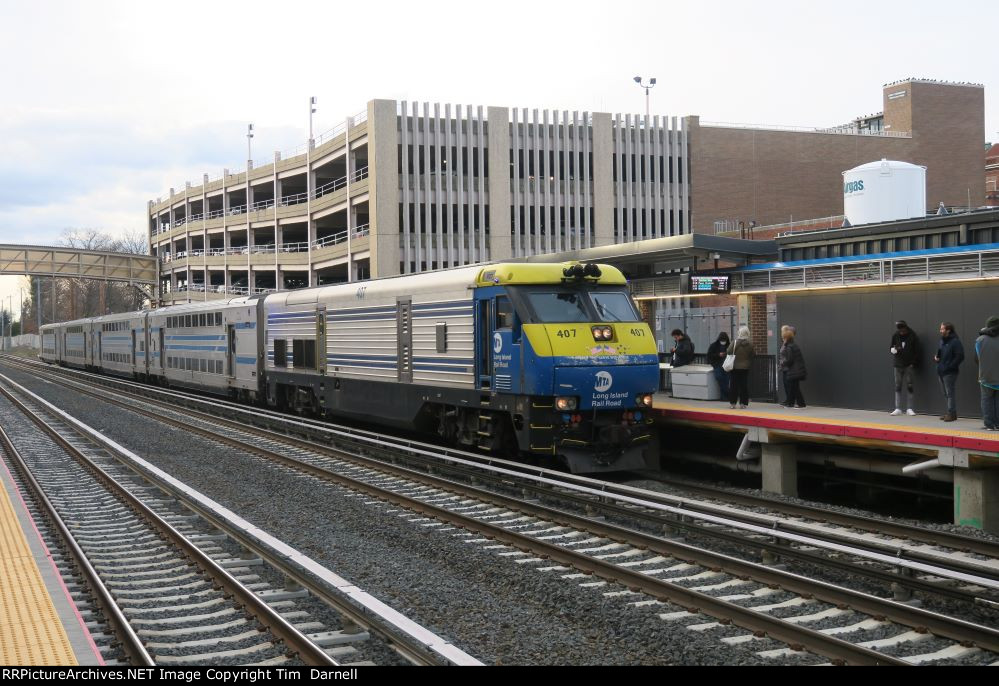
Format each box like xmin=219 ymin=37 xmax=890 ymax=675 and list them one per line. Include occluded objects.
xmin=595 ymin=371 xmax=613 ymax=392
xmin=493 ymin=332 xmax=503 ymax=354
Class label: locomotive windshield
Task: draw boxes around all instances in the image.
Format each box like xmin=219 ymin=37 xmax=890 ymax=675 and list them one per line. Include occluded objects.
xmin=591 ymin=291 xmax=640 ymax=322
xmin=525 ymin=291 xmax=591 ymax=322
xmin=518 ymin=287 xmax=641 ymax=324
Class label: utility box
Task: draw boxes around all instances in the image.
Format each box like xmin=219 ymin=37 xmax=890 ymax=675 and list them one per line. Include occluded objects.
xmin=671 ymin=364 xmax=721 ymax=400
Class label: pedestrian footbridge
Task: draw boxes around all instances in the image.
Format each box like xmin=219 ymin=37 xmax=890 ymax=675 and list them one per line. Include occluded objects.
xmin=0 ymin=244 xmax=157 ymax=287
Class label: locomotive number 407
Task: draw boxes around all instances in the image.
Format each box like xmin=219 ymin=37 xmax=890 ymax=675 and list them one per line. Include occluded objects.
xmin=630 ymin=328 xmax=645 ymax=336
xmin=556 ymin=329 xmax=576 ymax=338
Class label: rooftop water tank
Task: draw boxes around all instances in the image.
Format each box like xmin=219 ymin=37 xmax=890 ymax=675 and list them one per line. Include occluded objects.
xmin=842 ymin=159 xmax=926 ymax=226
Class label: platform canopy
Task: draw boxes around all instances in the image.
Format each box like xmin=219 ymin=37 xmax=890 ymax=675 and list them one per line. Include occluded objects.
xmin=0 ymin=244 xmax=157 ymax=286
xmin=521 ymin=233 xmax=777 ymax=272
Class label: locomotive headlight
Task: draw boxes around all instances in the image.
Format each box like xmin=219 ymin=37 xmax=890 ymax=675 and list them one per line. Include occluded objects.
xmin=555 ymin=396 xmax=578 ymax=411
xmin=636 ymin=393 xmax=654 ymax=408
xmin=591 ymin=325 xmax=613 ymax=341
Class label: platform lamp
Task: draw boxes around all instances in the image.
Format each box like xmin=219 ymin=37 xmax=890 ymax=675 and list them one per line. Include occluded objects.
xmin=309 ymin=96 xmax=317 ymax=147
xmin=633 ymin=76 xmax=656 ymax=122
xmin=247 ymin=123 xmax=254 ymax=169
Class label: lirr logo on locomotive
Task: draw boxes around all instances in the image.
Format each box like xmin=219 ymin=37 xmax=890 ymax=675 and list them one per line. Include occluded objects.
xmin=594 ymin=371 xmax=613 ymax=392
xmin=493 ymin=332 xmax=503 ymax=353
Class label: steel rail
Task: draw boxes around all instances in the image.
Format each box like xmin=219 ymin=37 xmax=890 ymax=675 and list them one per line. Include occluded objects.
xmin=12 ymin=359 xmax=998 ymax=605
xmin=0 ymin=377 xmax=339 ymax=667
xmin=0 ymin=424 xmax=155 ymax=666
xmin=632 ymin=475 xmax=999 ymax=558
xmin=11 ymin=373 xmax=960 ymax=665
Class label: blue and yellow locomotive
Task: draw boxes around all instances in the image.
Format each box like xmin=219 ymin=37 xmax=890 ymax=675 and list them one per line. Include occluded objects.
xmin=467 ymin=262 xmax=659 ymax=471
xmin=263 ymin=261 xmax=659 ymax=473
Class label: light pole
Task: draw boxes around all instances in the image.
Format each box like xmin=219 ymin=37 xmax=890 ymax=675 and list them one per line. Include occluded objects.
xmin=633 ymin=76 xmax=656 ymax=121
xmin=247 ymin=123 xmax=254 ymax=168
xmin=309 ymin=96 xmax=317 ymax=147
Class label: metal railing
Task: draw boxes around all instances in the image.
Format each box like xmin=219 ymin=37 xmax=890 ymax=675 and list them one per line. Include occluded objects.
xmin=312 ymin=224 xmax=370 ymax=250
xmin=700 ymin=121 xmax=911 ymax=138
xmin=631 ymin=245 xmax=999 ymax=297
xmin=315 ymin=122 xmax=348 ymax=148
xmin=313 ymin=231 xmax=349 ymax=249
xmin=170 ymin=283 xmax=276 ymax=297
xmin=277 ymin=241 xmax=310 ymax=253
xmin=155 ymin=168 xmax=370 ymax=229
xmin=713 ymin=215 xmax=846 ymax=236
xmin=278 ymin=191 xmax=309 ymax=207
xmin=161 ymin=240 xmax=314 ymax=262
xmin=315 ymin=175 xmax=348 ymax=199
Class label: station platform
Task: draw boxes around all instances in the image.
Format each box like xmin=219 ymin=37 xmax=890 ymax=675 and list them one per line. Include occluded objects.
xmin=0 ymin=456 xmax=104 ymax=665
xmin=652 ymin=394 xmax=999 ymax=532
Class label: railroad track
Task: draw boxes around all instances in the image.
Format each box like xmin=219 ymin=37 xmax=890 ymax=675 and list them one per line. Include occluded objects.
xmin=5 ymin=355 xmax=999 ymax=607
xmin=5 ymin=359 xmax=999 ymax=664
xmin=0 ymin=371 xmax=480 ymax=667
xmin=623 ymin=471 xmax=999 ymax=570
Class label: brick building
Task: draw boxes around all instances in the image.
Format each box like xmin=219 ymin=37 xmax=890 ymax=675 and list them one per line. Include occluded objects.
xmin=688 ymin=79 xmax=985 ymax=232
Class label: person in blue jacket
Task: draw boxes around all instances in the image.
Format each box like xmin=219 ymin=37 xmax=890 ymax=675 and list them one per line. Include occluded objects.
xmin=933 ymin=322 xmax=964 ymax=422
xmin=975 ymin=316 xmax=999 ymax=431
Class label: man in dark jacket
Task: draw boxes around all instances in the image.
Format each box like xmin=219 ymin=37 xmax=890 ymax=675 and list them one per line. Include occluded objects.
xmin=890 ymin=320 xmax=920 ymax=416
xmin=975 ymin=316 xmax=999 ymax=431
xmin=670 ymin=329 xmax=694 ymax=368
xmin=706 ymin=332 xmax=731 ymax=396
xmin=934 ymin=322 xmax=964 ymax=422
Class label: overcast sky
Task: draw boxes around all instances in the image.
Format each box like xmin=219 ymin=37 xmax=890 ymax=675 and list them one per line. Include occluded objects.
xmin=1 ymin=0 xmax=997 ymax=314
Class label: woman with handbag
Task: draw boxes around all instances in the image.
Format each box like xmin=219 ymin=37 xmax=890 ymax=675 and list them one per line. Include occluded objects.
xmin=779 ymin=325 xmax=807 ymax=408
xmin=728 ymin=326 xmax=754 ymax=409
xmin=708 ymin=332 xmax=732 ymax=398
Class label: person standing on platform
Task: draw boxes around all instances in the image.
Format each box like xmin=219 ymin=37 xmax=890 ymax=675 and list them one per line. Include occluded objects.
xmin=975 ymin=316 xmax=999 ymax=431
xmin=934 ymin=322 xmax=964 ymax=422
xmin=890 ymin=320 xmax=920 ymax=416
xmin=707 ymin=331 xmax=731 ymax=398
xmin=779 ymin=325 xmax=807 ymax=408
xmin=728 ymin=326 xmax=754 ymax=409
xmin=670 ymin=329 xmax=694 ymax=368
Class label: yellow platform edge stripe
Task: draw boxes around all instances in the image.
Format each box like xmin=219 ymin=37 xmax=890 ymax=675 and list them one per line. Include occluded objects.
xmin=0 ymin=459 xmax=79 ymax=666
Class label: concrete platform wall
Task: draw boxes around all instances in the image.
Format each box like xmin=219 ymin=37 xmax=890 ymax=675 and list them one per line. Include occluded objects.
xmin=777 ymin=281 xmax=999 ymax=416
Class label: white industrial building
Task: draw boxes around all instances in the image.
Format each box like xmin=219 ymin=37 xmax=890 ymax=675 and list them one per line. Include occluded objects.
xmin=150 ymin=100 xmax=690 ymax=303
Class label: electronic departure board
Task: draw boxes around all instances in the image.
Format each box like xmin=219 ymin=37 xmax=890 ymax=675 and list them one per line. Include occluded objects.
xmin=688 ymin=275 xmax=731 ymax=294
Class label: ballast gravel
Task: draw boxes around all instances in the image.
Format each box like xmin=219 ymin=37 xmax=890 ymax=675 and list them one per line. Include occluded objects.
xmin=2 ymin=364 xmax=789 ymax=665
